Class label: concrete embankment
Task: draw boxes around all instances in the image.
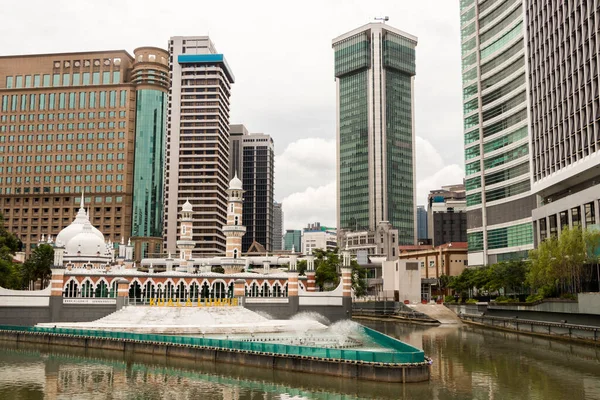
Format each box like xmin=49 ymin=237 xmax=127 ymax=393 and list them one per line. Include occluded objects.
xmin=457 ymin=314 xmax=600 ymax=346
xmin=0 ymin=330 xmax=430 ymax=383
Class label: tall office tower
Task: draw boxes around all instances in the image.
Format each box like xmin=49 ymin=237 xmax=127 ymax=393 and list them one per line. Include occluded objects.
xmin=416 ymin=205 xmax=428 ymax=241
xmin=130 ymin=47 xmax=169 ymax=260
xmin=526 ymin=1 xmax=600 ymax=242
xmin=460 ymin=0 xmax=536 ymax=266
xmin=164 ymin=37 xmax=235 ymax=255
xmin=228 ymin=124 xmax=275 ymax=252
xmin=332 ymin=23 xmax=418 ymax=245
xmin=0 ymin=50 xmax=150 ymax=256
xmin=273 ymin=201 xmax=283 ymax=251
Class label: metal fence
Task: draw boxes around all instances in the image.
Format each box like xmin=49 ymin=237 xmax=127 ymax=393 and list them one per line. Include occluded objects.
xmin=0 ymin=324 xmax=425 ymax=364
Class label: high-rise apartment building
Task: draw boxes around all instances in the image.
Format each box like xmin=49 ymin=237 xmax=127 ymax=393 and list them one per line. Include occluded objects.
xmin=273 ymin=201 xmax=283 ymax=251
xmin=332 ymin=23 xmax=418 ymax=245
xmin=525 ymin=1 xmax=600 ymax=242
xmin=130 ymin=47 xmax=169 ymax=260
xmin=228 ymin=124 xmax=275 ymax=252
xmin=0 ymin=50 xmax=162 ymax=256
xmin=460 ymin=0 xmax=536 ymax=265
xmin=164 ymin=37 xmax=235 ymax=256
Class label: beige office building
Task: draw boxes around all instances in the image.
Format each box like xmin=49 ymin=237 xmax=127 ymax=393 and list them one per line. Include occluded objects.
xmin=0 ymin=49 xmax=168 ymax=256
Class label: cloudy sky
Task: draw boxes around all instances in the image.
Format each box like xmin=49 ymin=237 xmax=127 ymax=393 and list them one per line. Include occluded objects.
xmin=2 ymin=0 xmax=465 ymax=230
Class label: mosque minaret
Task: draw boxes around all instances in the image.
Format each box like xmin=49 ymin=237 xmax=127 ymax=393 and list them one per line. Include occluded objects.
xmin=221 ymin=173 xmax=247 ymax=273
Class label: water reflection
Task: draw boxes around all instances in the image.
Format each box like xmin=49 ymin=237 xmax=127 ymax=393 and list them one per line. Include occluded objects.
xmin=0 ymin=322 xmax=599 ymax=399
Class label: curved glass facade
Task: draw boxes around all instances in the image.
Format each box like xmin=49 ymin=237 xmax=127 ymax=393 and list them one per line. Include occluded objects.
xmin=461 ymin=0 xmax=534 ymax=265
xmin=131 ymin=89 xmax=166 ymax=239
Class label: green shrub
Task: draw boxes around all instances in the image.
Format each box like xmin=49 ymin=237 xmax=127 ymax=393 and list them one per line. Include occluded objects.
xmin=560 ymin=293 xmax=577 ymax=300
xmin=466 ymin=299 xmax=478 ymax=304
xmin=444 ymin=295 xmax=455 ymax=303
xmin=526 ymin=293 xmax=544 ymax=303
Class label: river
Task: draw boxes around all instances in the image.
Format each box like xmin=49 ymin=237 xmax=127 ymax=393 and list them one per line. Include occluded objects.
xmin=0 ymin=321 xmax=599 ymax=399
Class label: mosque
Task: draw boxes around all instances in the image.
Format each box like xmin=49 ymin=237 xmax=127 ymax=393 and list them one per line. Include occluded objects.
xmin=43 ymin=174 xmax=320 ymax=301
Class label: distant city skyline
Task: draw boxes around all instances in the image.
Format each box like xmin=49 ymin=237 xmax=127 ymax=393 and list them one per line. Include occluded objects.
xmin=1 ymin=0 xmax=465 ymax=230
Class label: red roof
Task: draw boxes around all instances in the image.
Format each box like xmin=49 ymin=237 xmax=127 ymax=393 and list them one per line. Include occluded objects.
xmin=436 ymin=242 xmax=468 ymax=250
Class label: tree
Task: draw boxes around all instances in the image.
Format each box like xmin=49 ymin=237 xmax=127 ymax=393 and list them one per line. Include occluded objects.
xmin=314 ymin=248 xmax=339 ymax=291
xmin=0 ymin=213 xmax=21 ymax=289
xmin=528 ymin=225 xmax=599 ymax=296
xmin=297 ymin=259 xmax=307 ymax=276
xmin=21 ymin=244 xmax=54 ymax=289
xmin=351 ymin=259 xmax=368 ymax=298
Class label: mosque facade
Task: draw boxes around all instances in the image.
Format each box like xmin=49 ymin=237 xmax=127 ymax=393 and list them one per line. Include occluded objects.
xmin=47 ymin=177 xmax=320 ymax=301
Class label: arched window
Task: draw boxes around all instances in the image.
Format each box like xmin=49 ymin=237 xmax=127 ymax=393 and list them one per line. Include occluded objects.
xmin=233 ymin=249 xmax=238 ymax=259
xmin=95 ymin=281 xmax=109 ymax=298
xmin=64 ymin=280 xmax=79 ymax=298
xmin=234 ymin=216 xmax=239 ymax=226
xmin=81 ymin=281 xmax=93 ymax=298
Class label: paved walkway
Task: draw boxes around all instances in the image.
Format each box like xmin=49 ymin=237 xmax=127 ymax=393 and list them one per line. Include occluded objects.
xmin=406 ymin=304 xmax=462 ymax=324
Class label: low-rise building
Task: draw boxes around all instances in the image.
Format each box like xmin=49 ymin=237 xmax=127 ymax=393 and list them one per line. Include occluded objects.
xmin=302 ymin=222 xmax=336 ymax=254
xmin=398 ymin=242 xmax=468 ymax=301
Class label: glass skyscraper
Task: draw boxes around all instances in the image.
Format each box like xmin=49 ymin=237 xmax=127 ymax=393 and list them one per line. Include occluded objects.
xmin=130 ymin=47 xmax=169 ymax=259
xmin=332 ymin=23 xmax=417 ymax=245
xmin=460 ymin=0 xmax=536 ymax=265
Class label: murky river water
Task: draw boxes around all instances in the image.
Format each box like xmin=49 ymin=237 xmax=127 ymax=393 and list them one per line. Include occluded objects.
xmin=0 ymin=321 xmax=599 ymax=399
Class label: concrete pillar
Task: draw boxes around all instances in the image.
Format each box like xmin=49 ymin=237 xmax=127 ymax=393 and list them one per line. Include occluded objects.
xmin=289 ymin=254 xmax=297 ymax=272
xmin=116 ymin=278 xmax=129 ymax=310
xmin=234 ymin=279 xmax=246 ymax=306
xmin=287 ymin=273 xmax=299 ymax=297
xmin=424 ymin=255 xmax=429 ymax=279
xmin=306 ymin=272 xmax=316 ymax=292
xmin=50 ymin=269 xmax=65 ymax=297
xmin=287 ymin=273 xmax=299 ymax=315
xmin=263 ymin=261 xmax=270 ymax=275
xmin=341 ymin=268 xmax=352 ymax=298
xmin=49 ymin=268 xmax=65 ymax=322
xmin=594 ymin=200 xmax=600 ymax=225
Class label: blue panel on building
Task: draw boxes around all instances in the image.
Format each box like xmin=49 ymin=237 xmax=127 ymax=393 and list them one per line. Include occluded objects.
xmin=177 ymin=54 xmax=235 ymax=82
xmin=177 ymin=54 xmax=224 ymax=63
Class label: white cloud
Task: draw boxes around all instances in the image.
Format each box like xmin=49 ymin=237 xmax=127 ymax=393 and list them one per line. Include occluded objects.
xmin=275 ymin=138 xmax=336 ymax=200
xmin=415 ymin=136 xmax=465 ymax=206
xmin=281 ymin=182 xmax=336 ymax=230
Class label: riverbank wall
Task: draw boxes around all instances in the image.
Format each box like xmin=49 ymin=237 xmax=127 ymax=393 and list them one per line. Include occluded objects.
xmin=447 ymin=293 xmax=600 ymax=327
xmin=458 ymin=314 xmax=600 ymax=345
xmin=0 ymin=327 xmax=430 ymax=383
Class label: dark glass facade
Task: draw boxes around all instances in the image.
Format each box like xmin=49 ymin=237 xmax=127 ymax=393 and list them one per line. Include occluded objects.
xmin=241 ymin=146 xmax=274 ymax=252
xmin=131 ymin=89 xmax=166 ymax=239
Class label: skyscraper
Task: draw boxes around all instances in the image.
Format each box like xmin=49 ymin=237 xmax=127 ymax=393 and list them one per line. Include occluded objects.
xmin=0 ymin=50 xmax=159 ymax=256
xmin=228 ymin=124 xmax=275 ymax=252
xmin=460 ymin=1 xmax=536 ymax=265
xmin=273 ymin=202 xmax=283 ymax=251
xmin=164 ymin=37 xmax=235 ymax=255
xmin=525 ymin=1 xmax=600 ymax=241
xmin=130 ymin=47 xmax=169 ymax=260
xmin=416 ymin=205 xmax=428 ymax=241
xmin=332 ymin=22 xmax=417 ymax=245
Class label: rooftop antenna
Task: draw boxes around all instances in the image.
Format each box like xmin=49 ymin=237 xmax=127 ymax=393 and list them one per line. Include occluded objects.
xmin=375 ymin=16 xmax=389 ymax=23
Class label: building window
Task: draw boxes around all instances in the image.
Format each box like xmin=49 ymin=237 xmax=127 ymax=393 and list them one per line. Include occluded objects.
xmin=584 ymin=203 xmax=595 ymax=226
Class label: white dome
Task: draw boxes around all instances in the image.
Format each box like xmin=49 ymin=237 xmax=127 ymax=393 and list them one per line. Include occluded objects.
xmin=65 ymin=222 xmax=107 ymax=257
xmin=56 ymin=207 xmax=103 ymax=246
xmin=229 ymin=172 xmax=243 ymax=190
xmin=182 ymin=199 xmax=193 ymax=213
